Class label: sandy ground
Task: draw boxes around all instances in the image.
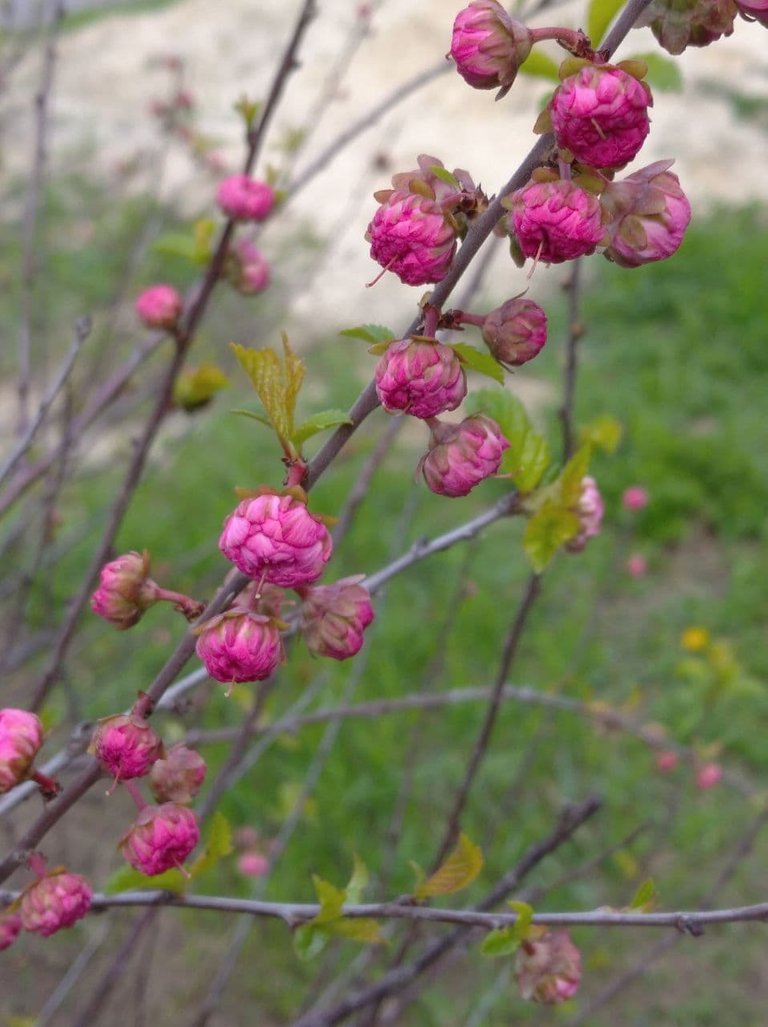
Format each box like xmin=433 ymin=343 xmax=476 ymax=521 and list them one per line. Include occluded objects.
xmin=4 ymin=0 xmax=768 ymax=336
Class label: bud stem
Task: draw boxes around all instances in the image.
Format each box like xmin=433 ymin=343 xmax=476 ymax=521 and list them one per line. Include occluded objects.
xmin=30 ymin=769 xmax=62 ymax=800
xmin=151 ymin=587 xmax=206 ymax=622
xmin=123 ymin=779 xmax=148 ymax=811
xmin=528 ymin=26 xmax=594 ymax=55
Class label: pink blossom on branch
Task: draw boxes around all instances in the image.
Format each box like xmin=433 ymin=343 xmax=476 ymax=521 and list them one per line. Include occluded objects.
xmin=374 ymin=337 xmax=466 ymax=419
xmin=420 ymin=415 xmax=509 ymax=498
xmin=216 ymin=174 xmax=275 ymax=221
xmin=149 ymin=744 xmax=207 ymax=804
xmin=507 ymin=178 xmax=605 ymax=264
xmin=88 ymin=713 xmax=164 ymax=783
xmin=515 ymin=929 xmax=582 ymax=1004
xmin=622 ymin=485 xmax=650 ymax=511
xmin=119 ymin=803 xmax=200 ymax=876
xmin=636 ymin=0 xmax=737 ymax=53
xmin=366 ymin=192 xmax=457 ymax=286
xmin=481 ymin=297 xmax=547 ymax=367
xmin=696 ymin=762 xmax=723 ymax=790
xmin=298 ymin=576 xmax=375 ymax=661
xmin=195 ymin=610 xmax=285 ymax=684
xmin=0 ymin=708 xmax=43 ymax=794
xmin=550 ymin=63 xmax=652 ymax=170
xmin=449 ymin=0 xmax=533 ymax=92
xmin=135 ymin=284 xmax=182 ymax=330
xmin=219 ymin=492 xmax=333 ymax=588
xmin=602 ymin=160 xmax=691 ymax=268
xmin=20 ymin=870 xmax=92 ymax=937
xmin=566 ymin=476 xmax=604 ymax=553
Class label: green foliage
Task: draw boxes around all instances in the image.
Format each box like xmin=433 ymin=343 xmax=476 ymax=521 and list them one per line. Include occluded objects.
xmin=339 ymin=324 xmax=396 ymax=344
xmin=450 ymin=343 xmax=505 ymax=385
xmin=587 ymin=0 xmax=626 ymax=44
xmin=519 ymin=51 xmax=560 ymax=82
xmin=481 ymin=901 xmax=534 ymax=956
xmin=414 ymin=833 xmax=484 ymax=899
xmin=466 ymin=388 xmax=550 ymax=492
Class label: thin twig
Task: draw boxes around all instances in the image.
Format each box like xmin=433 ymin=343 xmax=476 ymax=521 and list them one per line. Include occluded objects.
xmin=559 ymin=259 xmax=584 ymax=461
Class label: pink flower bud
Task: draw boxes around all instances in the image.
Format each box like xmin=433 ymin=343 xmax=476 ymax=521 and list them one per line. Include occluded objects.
xmin=387 ymin=155 xmax=485 ymax=217
xmin=149 ymin=744 xmax=207 ymax=804
xmin=119 ymin=803 xmax=200 ymax=876
xmin=736 ymin=0 xmax=768 ymax=24
xmin=626 ymin=553 xmax=648 ymax=578
xmin=88 ymin=713 xmax=164 ymax=782
xmin=508 ymin=179 xmax=605 ymax=264
xmin=299 ymin=576 xmax=375 ymax=661
xmin=636 ymin=0 xmax=737 ymax=53
xmin=449 ymin=0 xmax=533 ymax=91
xmin=420 ymin=415 xmax=509 ymax=498
xmin=135 ymin=284 xmax=182 ymax=330
xmin=216 ymin=174 xmax=275 ymax=221
xmin=219 ymin=492 xmax=333 ymax=588
xmin=366 ymin=193 xmax=457 ymax=286
xmin=602 ymin=161 xmax=691 ymax=268
xmin=481 ymin=297 xmax=547 ymax=367
xmin=515 ymin=930 xmax=582 ymax=1004
xmin=375 ymin=337 xmax=467 ymax=419
xmin=229 ymin=239 xmax=271 ymax=295
xmin=550 ymin=64 xmax=652 ymax=170
xmin=0 ymin=911 xmax=21 ymax=950
xmin=196 ymin=610 xmax=284 ymax=684
xmin=656 ymin=750 xmax=679 ymax=772
xmin=20 ymin=871 xmax=92 ymax=937
xmin=566 ymin=476 xmax=604 ymax=553
xmin=696 ymin=762 xmax=723 ymax=790
xmin=0 ymin=708 xmax=43 ymax=794
xmin=237 ymin=850 xmax=270 ymax=877
xmin=622 ymin=485 xmax=649 ymax=510
xmin=90 ymin=551 xmax=157 ymax=630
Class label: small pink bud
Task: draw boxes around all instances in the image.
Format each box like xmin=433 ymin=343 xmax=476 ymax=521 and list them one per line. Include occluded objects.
xmin=626 ymin=553 xmax=648 ymax=578
xmin=135 ymin=284 xmax=182 ymax=330
xmin=566 ymin=476 xmax=604 ymax=553
xmin=0 ymin=912 xmax=22 ymax=950
xmin=229 ymin=238 xmax=271 ymax=295
xmin=299 ymin=576 xmax=375 ymax=661
xmin=20 ymin=871 xmax=92 ymax=937
xmin=696 ymin=762 xmax=723 ymax=790
xmin=0 ymin=708 xmax=43 ymax=794
xmin=366 ymin=192 xmax=457 ymax=286
xmin=622 ymin=485 xmax=649 ymax=511
xmin=90 ymin=551 xmax=157 ymax=630
xmin=656 ymin=750 xmax=679 ymax=772
xmin=119 ymin=803 xmax=200 ymax=876
xmin=636 ymin=0 xmax=737 ymax=53
xmin=375 ymin=337 xmax=467 ymax=419
xmin=550 ymin=64 xmax=652 ymax=170
xmin=149 ymin=744 xmax=207 ymax=804
xmin=196 ymin=610 xmax=284 ymax=684
xmin=449 ymin=0 xmax=533 ymax=92
xmin=603 ymin=161 xmax=691 ymax=268
xmin=515 ymin=930 xmax=582 ymax=1004
xmin=420 ymin=415 xmax=509 ymax=498
xmin=508 ymin=179 xmax=605 ymax=264
xmin=216 ymin=174 xmax=275 ymax=221
xmin=237 ymin=851 xmax=270 ymax=877
xmin=88 ymin=714 xmax=164 ymax=782
xmin=481 ymin=297 xmax=547 ymax=367
xmin=219 ymin=492 xmax=333 ymax=588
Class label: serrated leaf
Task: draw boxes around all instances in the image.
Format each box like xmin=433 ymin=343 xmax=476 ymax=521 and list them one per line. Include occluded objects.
xmin=312 ymin=874 xmax=346 ymax=924
xmin=325 ymin=917 xmax=386 ymax=944
xmin=523 ymin=501 xmax=580 ymax=572
xmin=230 ymin=341 xmax=306 ymax=454
xmin=103 ymin=865 xmax=187 ymax=895
xmin=580 ymin=415 xmax=622 ymax=454
xmin=466 ymin=388 xmax=550 ymax=492
xmin=451 ymin=343 xmax=505 ymax=385
xmin=481 ymin=926 xmax=523 ymax=957
xmin=340 ymin=324 xmax=396 ymax=344
xmin=293 ymin=409 xmax=353 ymax=446
xmin=625 ymin=52 xmax=683 ymax=92
xmin=587 ymin=0 xmax=626 ymax=44
xmin=187 ymin=812 xmax=233 ymax=879
xmin=630 ymin=878 xmax=658 ymax=910
xmin=346 ymin=854 xmax=369 ymax=905
xmin=231 ymin=409 xmax=274 ymax=428
xmin=282 ymin=333 xmax=305 ymax=426
xmin=415 ymin=834 xmax=483 ymax=899
xmin=519 ymin=50 xmax=560 ymax=82
xmin=294 ymin=924 xmax=328 ymax=961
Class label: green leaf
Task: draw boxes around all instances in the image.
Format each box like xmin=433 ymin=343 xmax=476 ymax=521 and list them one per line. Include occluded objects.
xmin=580 ymin=415 xmax=623 ymax=454
xmin=230 ymin=339 xmax=306 ymax=455
xmin=346 ymin=854 xmax=369 ymax=905
xmin=231 ymin=409 xmax=274 ymax=428
xmin=415 ymin=834 xmax=483 ymax=899
xmin=630 ymin=878 xmax=658 ymax=910
xmin=293 ymin=409 xmax=353 ymax=446
xmin=466 ymin=388 xmax=550 ymax=493
xmin=587 ymin=0 xmax=626 ymax=44
xmin=508 ymin=900 xmax=534 ymax=934
xmin=428 ymin=165 xmax=460 ymax=188
xmin=152 ymin=232 xmax=204 ymax=264
xmin=626 ymin=52 xmax=683 ymax=92
xmin=294 ymin=924 xmax=328 ymax=961
xmin=519 ymin=50 xmax=560 ymax=82
xmin=481 ymin=927 xmax=523 ymax=957
xmin=325 ymin=918 xmax=386 ymax=945
xmin=451 ymin=343 xmax=505 ymax=385
xmin=311 ymin=874 xmax=346 ymax=924
xmin=103 ymin=865 xmax=187 ymax=895
xmin=187 ymin=812 xmax=233 ymax=880
xmin=523 ymin=501 xmax=580 ymax=573
xmin=340 ymin=324 xmax=396 ymax=344
xmin=560 ymin=446 xmax=592 ymax=506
